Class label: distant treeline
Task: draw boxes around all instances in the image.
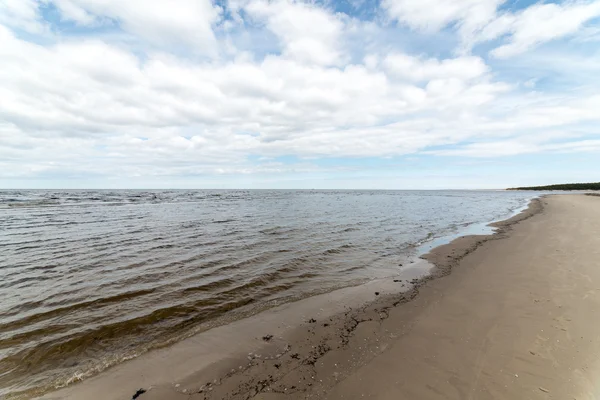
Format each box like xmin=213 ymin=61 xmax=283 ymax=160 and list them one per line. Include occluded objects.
xmin=508 ymin=182 xmax=600 ymax=191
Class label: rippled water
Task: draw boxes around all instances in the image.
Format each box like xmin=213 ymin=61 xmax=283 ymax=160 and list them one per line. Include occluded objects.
xmin=0 ymin=189 xmax=535 ymax=398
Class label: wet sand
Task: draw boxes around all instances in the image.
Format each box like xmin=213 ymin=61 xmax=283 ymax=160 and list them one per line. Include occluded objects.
xmin=41 ymin=194 xmax=600 ymax=400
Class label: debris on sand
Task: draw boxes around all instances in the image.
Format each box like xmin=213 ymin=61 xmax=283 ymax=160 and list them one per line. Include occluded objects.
xmin=132 ymin=388 xmax=146 ymax=399
xmin=375 ymin=292 xmax=380 ymax=296
xmin=262 ymin=334 xmax=274 ymax=342
xmin=308 ymin=318 xmax=316 ymax=323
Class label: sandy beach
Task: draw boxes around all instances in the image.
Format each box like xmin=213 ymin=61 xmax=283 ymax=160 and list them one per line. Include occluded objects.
xmin=40 ymin=194 xmax=600 ymax=400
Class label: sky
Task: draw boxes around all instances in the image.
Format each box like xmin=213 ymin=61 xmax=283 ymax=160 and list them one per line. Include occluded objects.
xmin=0 ymin=0 xmax=599 ymax=189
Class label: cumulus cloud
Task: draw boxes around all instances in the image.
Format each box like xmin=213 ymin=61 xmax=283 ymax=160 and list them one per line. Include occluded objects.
xmin=244 ymin=0 xmax=346 ymax=65
xmin=0 ymin=0 xmax=599 ymax=187
xmin=46 ymin=0 xmax=222 ymax=50
xmin=0 ymin=23 xmax=510 ymax=147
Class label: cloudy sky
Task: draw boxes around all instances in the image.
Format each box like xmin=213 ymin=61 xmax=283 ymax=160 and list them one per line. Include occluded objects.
xmin=1 ymin=0 xmax=599 ymax=189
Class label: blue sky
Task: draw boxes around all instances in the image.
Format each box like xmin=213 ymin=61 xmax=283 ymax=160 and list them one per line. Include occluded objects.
xmin=0 ymin=0 xmax=599 ymax=189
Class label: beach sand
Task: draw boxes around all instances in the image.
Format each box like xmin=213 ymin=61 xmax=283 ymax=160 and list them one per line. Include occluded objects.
xmin=41 ymin=194 xmax=600 ymax=400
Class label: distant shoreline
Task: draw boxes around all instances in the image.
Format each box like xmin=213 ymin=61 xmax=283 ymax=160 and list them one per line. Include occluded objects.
xmin=508 ymin=182 xmax=600 ymax=191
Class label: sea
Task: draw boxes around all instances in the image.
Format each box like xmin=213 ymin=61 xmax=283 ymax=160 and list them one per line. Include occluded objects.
xmin=0 ymin=189 xmax=537 ymax=398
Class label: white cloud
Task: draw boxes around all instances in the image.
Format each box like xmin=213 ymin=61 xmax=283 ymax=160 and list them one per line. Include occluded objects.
xmin=0 ymin=22 xmax=516 ymax=178
xmin=430 ymin=140 xmax=539 ymax=157
xmin=50 ymin=0 xmax=96 ymax=25
xmin=488 ymin=1 xmax=600 ymax=58
xmin=244 ymin=0 xmax=345 ymax=65
xmin=381 ymin=0 xmax=504 ymax=50
xmin=1 ymin=0 xmax=599 ymax=186
xmin=429 ymin=137 xmax=600 ymax=157
xmin=381 ymin=0 xmax=600 ymax=58
xmin=382 ymin=0 xmax=500 ymax=32
xmin=0 ymin=0 xmax=45 ymax=33
xmin=426 ymin=94 xmax=600 ymax=157
xmin=47 ymin=0 xmax=222 ymax=51
xmin=383 ymin=53 xmax=488 ymax=82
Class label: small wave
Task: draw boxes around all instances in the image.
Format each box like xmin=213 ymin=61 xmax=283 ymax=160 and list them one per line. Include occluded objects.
xmin=114 ymin=261 xmax=147 ymax=272
xmin=148 ymin=244 xmax=175 ymax=250
xmin=340 ymin=265 xmax=365 ymax=273
xmin=4 ymin=200 xmax=59 ymax=208
xmin=204 ymin=253 xmax=274 ymax=276
xmin=181 ymin=278 xmax=236 ymax=294
xmin=259 ymin=226 xmax=294 ymax=235
xmin=322 ymin=244 xmax=353 ymax=255
xmin=296 ymin=272 xmax=319 ymax=279
xmin=0 ymin=275 xmax=53 ymax=290
xmin=0 ymin=289 xmax=157 ymax=334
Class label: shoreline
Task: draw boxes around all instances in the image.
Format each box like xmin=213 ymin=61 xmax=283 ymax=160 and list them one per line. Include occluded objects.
xmin=422 ymin=196 xmax=543 ymax=279
xmin=38 ymin=197 xmax=545 ymax=400
xmin=317 ymin=193 xmax=600 ymax=400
